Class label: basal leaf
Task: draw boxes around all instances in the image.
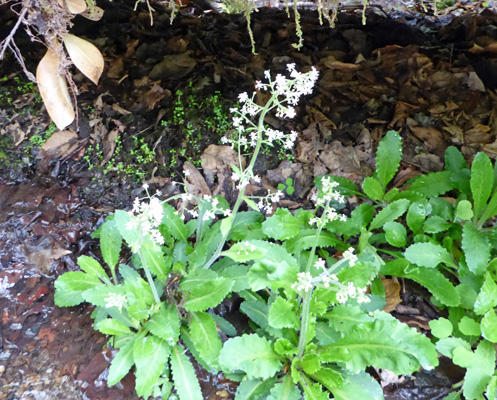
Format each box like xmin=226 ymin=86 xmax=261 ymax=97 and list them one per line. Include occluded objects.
xmin=211 ymin=314 xmax=237 ymax=337
xmin=474 ymin=273 xmax=497 ymax=315
xmin=435 ymin=337 xmax=471 ymax=358
xmin=262 ymin=208 xmax=304 ymax=240
xmin=108 ymin=337 xmax=135 ymax=386
xmin=240 ymin=300 xmax=269 ymax=328
xmin=162 ymin=203 xmax=188 ymax=242
xmin=445 ymin=146 xmax=471 ymax=194
xmin=235 ymin=378 xmax=278 ymax=400
xmin=114 ymin=210 xmax=140 ymax=248
xmin=362 ymin=177 xmax=384 ymax=201
xmin=300 ymin=379 xmax=329 ymax=400
xmin=369 ymin=199 xmax=410 ymax=231
xmin=229 ymin=211 xmax=265 ymax=241
xmin=462 ymin=340 xmax=496 ymax=400
xmin=423 ymin=216 xmax=452 ymax=233
xmin=145 ymin=302 xmax=180 ymax=344
xmin=406 ymin=200 xmax=431 ymax=233
xmin=381 ymin=259 xmax=459 ymax=307
xmin=190 ymin=312 xmax=222 ymax=368
xmin=459 ymin=316 xmax=481 ymax=337
xmin=95 ymin=318 xmax=132 ymax=336
xmin=170 ymin=345 xmax=203 ymax=400
xmin=409 ymin=171 xmax=453 ymax=197
xmin=330 ymin=370 xmax=382 ymax=400
xmin=383 ymin=221 xmax=406 ymax=247
xmin=133 ymin=335 xmax=170 ymax=398
xmin=267 ymin=375 xmax=301 ymax=400
xmin=376 ymin=130 xmax=402 ymax=189
xmin=323 ymin=304 xmax=373 ymax=332
xmin=82 ymin=284 xmax=126 ymax=308
xmin=182 ymin=276 xmax=233 ymax=312
xmin=429 ymin=317 xmax=453 ymax=339
xmin=481 ymin=310 xmax=497 ymax=343
xmin=100 ymin=219 xmax=122 ymax=270
xmin=284 ymin=230 xmax=341 ymax=255
xmin=77 ymin=255 xmax=110 ymax=283
xmin=314 ymin=175 xmax=362 ymax=197
xmin=320 ymin=316 xmax=438 ymax=374
xmin=462 ymin=222 xmax=490 ymax=276
xmin=54 ymin=271 xmax=103 ymax=306
xmin=404 ymin=242 xmax=456 ymax=269
xmin=219 ymin=334 xmax=282 ymax=380
xmin=268 ymin=297 xmax=299 ymax=329
xmin=471 ymin=152 xmax=494 ymax=220
xmin=139 ymin=241 xmax=170 ymax=280
xmin=455 ymin=200 xmax=474 ymax=221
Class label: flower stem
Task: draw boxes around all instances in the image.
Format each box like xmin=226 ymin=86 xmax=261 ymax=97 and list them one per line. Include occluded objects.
xmin=203 ymin=92 xmax=279 ymax=270
xmin=139 ymin=251 xmax=161 ymax=304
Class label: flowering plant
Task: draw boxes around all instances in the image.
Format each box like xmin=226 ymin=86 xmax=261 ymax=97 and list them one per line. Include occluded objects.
xmin=54 ymin=66 xmax=440 ymax=399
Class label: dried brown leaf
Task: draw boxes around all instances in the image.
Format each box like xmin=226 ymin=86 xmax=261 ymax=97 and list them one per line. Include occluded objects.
xmin=56 ymin=0 xmax=87 ymax=14
xmin=36 ymin=49 xmax=75 ymax=130
xmin=63 ymin=34 xmax=104 ymax=85
xmin=80 ymin=5 xmax=104 ymax=21
xmin=37 ymin=130 xmax=79 ymax=160
xmin=381 ymin=278 xmax=402 ymax=313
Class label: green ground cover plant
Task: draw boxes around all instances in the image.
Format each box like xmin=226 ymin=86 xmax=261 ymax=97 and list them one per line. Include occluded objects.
xmin=55 ymin=64 xmax=497 ymax=400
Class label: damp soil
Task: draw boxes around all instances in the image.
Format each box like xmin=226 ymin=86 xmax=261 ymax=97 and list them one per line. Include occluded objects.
xmin=1 ymin=1 xmax=497 ymax=398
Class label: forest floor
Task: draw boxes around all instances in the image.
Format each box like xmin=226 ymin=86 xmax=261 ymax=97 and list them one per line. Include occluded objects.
xmin=1 ymin=1 xmax=497 ymax=398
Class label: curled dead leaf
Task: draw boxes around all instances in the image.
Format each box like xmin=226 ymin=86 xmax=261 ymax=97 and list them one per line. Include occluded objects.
xmin=63 ymin=34 xmax=104 ymax=85
xmin=80 ymin=5 xmax=104 ymax=21
xmin=36 ymin=49 xmax=75 ymax=130
xmin=56 ymin=0 xmax=87 ymax=14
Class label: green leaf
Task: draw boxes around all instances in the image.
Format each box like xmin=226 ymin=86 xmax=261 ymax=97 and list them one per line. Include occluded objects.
xmin=300 ymin=379 xmax=329 ymax=400
xmin=228 ymin=211 xmax=265 ymax=241
xmin=268 ymin=297 xmax=300 ymax=329
xmin=410 ymin=171 xmax=453 ymax=196
xmin=406 ymin=200 xmax=431 ymax=233
xmin=114 ymin=210 xmax=140 ymax=248
xmin=330 ymin=370 xmax=383 ymax=400
xmin=301 ymin=353 xmax=321 ymax=375
xmin=481 ymin=310 xmax=497 ymax=343
xmin=471 ymin=152 xmax=494 ymax=220
xmin=284 ymin=230 xmax=341 ymax=255
xmin=145 ymin=302 xmax=180 ymax=344
xmin=267 ymin=375 xmax=301 ymax=400
xmin=235 ymin=378 xmax=278 ymax=400
xmin=240 ymin=300 xmax=269 ymax=328
xmin=139 ymin=241 xmax=170 ymax=281
xmin=219 ymin=334 xmax=282 ymax=380
xmin=381 ymin=259 xmax=460 ymax=307
xmin=211 ymin=314 xmax=237 ymax=337
xmin=429 ymin=318 xmax=453 ymax=339
xmin=310 ymin=367 xmax=343 ymax=392
xmin=133 ymin=335 xmax=170 ymax=398
xmin=182 ymin=274 xmax=233 ymax=312
xmin=108 ymin=337 xmax=135 ymax=386
xmin=423 ymin=216 xmax=452 ymax=234
xmin=404 ymin=242 xmax=456 ymax=269
xmin=462 ymin=222 xmax=490 ymax=275
xmin=369 ymin=199 xmax=410 ymax=231
xmin=170 ymin=345 xmax=203 ymax=400
xmin=362 ymin=177 xmax=384 ymax=201
xmin=376 ymin=130 xmax=402 ymax=188
xmin=189 ymin=312 xmax=222 ymax=367
xmin=462 ymin=340 xmax=496 ymax=400
xmin=100 ymin=220 xmax=122 ymax=269
xmin=95 ymin=318 xmax=132 ymax=336
xmin=474 ymin=273 xmax=497 ymax=315
xmin=320 ymin=316 xmax=438 ymax=374
xmin=82 ymin=284 xmax=126 ymax=308
xmin=435 ymin=337 xmax=471 ymax=358
xmin=315 ymin=175 xmax=362 ymax=197
xmin=383 ymin=221 xmax=406 ymax=247
xmin=459 ymin=316 xmax=481 ymax=337
xmin=455 ymin=200 xmax=474 ymax=220
xmin=445 ymin=146 xmax=470 ymax=194
xmin=78 ymin=255 xmax=110 ymax=283
xmin=162 ymin=203 xmax=188 ymax=242
xmin=262 ymin=208 xmax=304 ymax=240
xmin=54 ymin=271 xmax=103 ymax=307
xmin=323 ymin=304 xmax=373 ymax=332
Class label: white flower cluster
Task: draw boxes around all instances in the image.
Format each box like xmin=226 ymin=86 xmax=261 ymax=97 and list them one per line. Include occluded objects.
xmin=342 ymin=247 xmax=358 ymax=266
xmin=221 ymin=64 xmax=319 ymax=152
xmin=177 ymin=191 xmax=231 ymax=222
xmin=254 ymin=190 xmax=285 ymax=214
xmin=126 ymin=185 xmax=165 ymax=252
xmin=309 ymin=177 xmax=347 ymax=226
xmin=292 ymin=271 xmax=313 ymax=293
xmin=104 ymin=292 xmax=127 ymax=312
xmin=336 ymin=283 xmax=370 ymax=304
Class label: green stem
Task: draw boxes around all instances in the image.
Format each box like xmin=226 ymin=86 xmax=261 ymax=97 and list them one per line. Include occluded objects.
xmin=110 ymin=267 xmax=118 ymax=285
xmin=203 ymin=92 xmax=279 ymax=270
xmin=139 ymin=251 xmax=161 ymax=304
xmin=297 ymin=220 xmax=325 ymax=358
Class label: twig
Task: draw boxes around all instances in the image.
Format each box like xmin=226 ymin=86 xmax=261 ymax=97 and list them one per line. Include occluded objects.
xmin=0 ymin=6 xmax=27 ymax=61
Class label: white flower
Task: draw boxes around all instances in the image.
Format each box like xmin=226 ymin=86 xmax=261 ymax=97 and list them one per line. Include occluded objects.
xmin=342 ymin=247 xmax=358 ymax=266
xmin=142 ymin=183 xmax=149 ymax=190
xmin=314 ymin=258 xmax=326 ymax=271
xmin=104 ymin=293 xmax=127 ymax=311
xmin=292 ymin=272 xmax=313 ymax=293
xmin=184 ymin=169 xmax=190 ymax=176
xmin=238 ymin=92 xmax=249 ymax=103
xmin=203 ymin=209 xmax=216 ymax=221
xmin=255 ymin=81 xmax=264 ymax=90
